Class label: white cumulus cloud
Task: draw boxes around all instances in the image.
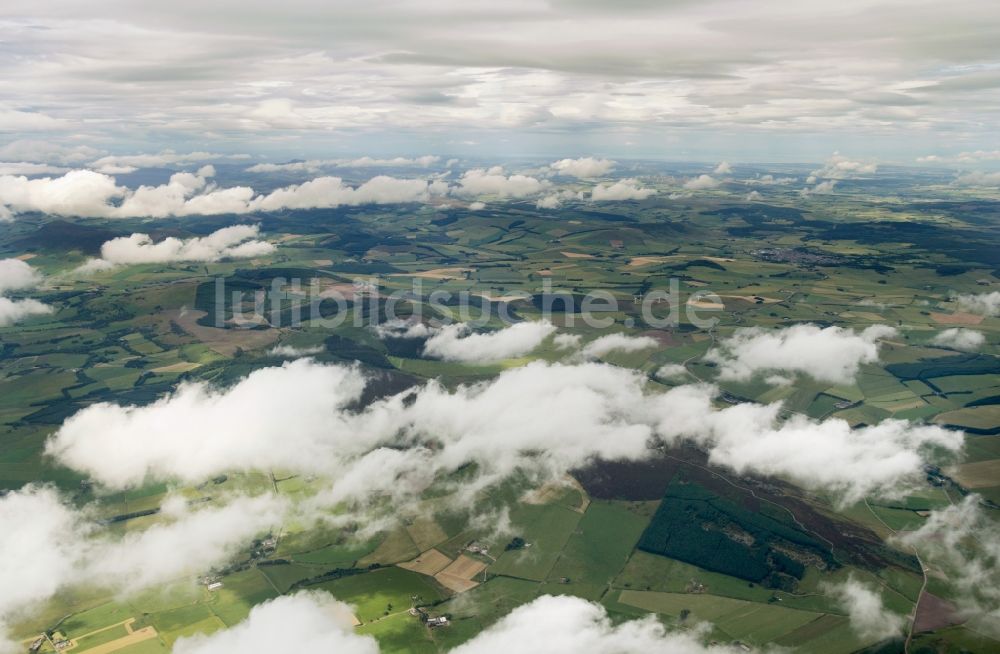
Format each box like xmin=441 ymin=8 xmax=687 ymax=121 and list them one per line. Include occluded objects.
xmin=90 ymin=150 xmax=249 ymax=174
xmin=536 ymin=189 xmax=584 ymax=209
xmin=252 ymin=175 xmax=436 ymax=210
xmin=0 ymin=297 xmax=53 ymax=326
xmin=952 ymin=171 xmax=1000 ymax=187
xmin=268 ymin=344 xmax=326 ymax=358
xmin=0 ymin=169 xmax=126 ymax=217
xmin=549 ymin=157 xmax=616 ymax=178
xmin=451 ymin=594 xmax=745 ymax=654
xmin=45 ymin=359 xmax=962 ymax=510
xmin=247 ymin=155 xmax=439 ymax=173
xmin=705 ymin=324 xmax=896 ymax=384
xmin=423 ymin=321 xmax=556 ymax=363
xmin=932 ymin=328 xmax=986 ymax=351
xmin=374 ymin=318 xmax=436 ymax=340
xmin=655 ymin=363 xmax=688 ymax=380
xmin=895 ymin=496 xmax=1000 ymax=637
xmin=172 ymin=592 xmax=746 ymax=654
xmin=801 ymin=179 xmax=838 ymax=195
xmin=173 ymin=592 xmax=378 ymax=654
xmin=810 ymin=154 xmax=878 ymax=179
xmin=650 ymin=383 xmax=963 ymax=506
xmin=0 ymin=258 xmax=53 ymax=326
xmin=580 ymin=333 xmax=658 ymax=359
xmin=0 ymin=487 xmax=82 ymax=630
xmin=955 ymin=291 xmax=1000 ymax=316
xmin=46 ymin=359 xmax=368 ymax=488
xmin=0 ymin=487 xmax=285 ymax=651
xmin=590 ymin=179 xmax=656 ymax=201
xmin=822 ymin=577 xmax=906 ymax=641
xmin=83 ymin=225 xmax=274 ymax=270
xmin=683 ymin=174 xmax=719 ymax=190
xmin=454 ymin=168 xmax=550 ymax=198
xmin=0 ymin=168 xmax=444 ymax=219
xmin=0 ymin=258 xmax=44 ymax=293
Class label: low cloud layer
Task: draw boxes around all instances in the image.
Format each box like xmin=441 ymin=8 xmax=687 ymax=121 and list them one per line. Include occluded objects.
xmin=81 ymin=225 xmax=274 ymax=272
xmin=801 ymin=179 xmax=838 ymax=195
xmin=90 ymin=151 xmax=249 ymax=175
xmin=822 ymin=577 xmax=906 ymax=640
xmin=268 ymin=344 xmax=325 ymax=358
xmin=422 ymin=321 xmax=556 ymax=363
xmin=918 ymin=150 xmax=1000 ymax=165
xmin=0 ymin=297 xmax=52 ymax=327
xmin=651 ymin=384 xmax=962 ymax=505
xmin=247 ymin=155 xmax=439 ymax=173
xmin=590 ymin=179 xmax=655 ymax=201
xmin=896 ymin=496 xmax=1000 ymax=636
xmin=683 ymin=174 xmax=720 ymax=190
xmin=0 ymin=258 xmax=53 ymax=326
xmin=655 ymin=363 xmax=688 ymax=380
xmin=536 ymin=189 xmax=584 ymax=209
xmin=252 ymin=175 xmax=442 ymax=211
xmin=450 ymin=594 xmax=743 ymax=654
xmin=0 ymin=169 xmax=124 ymax=218
xmin=549 ymin=157 xmax=615 ymax=178
xmin=171 ymin=592 xmax=741 ymax=654
xmin=0 ymin=168 xmax=444 ymax=219
xmin=932 ymin=328 xmax=986 ymax=351
xmin=809 ymin=154 xmax=878 ymax=180
xmin=47 ymin=359 xmax=368 ymax=488
xmin=173 ymin=591 xmax=378 ymax=654
xmin=46 ymin=359 xmax=963 ymax=508
xmin=0 ymin=162 xmax=668 ymax=219
xmin=955 ymin=291 xmax=1000 ymax=316
xmin=705 ymin=324 xmax=896 ymax=384
xmin=0 ymin=258 xmax=43 ymax=293
xmin=579 ymin=333 xmax=658 ymax=360
xmin=374 ymin=318 xmax=436 ymax=340
xmin=454 ymin=167 xmax=551 ymax=199
xmin=0 ymin=487 xmax=286 ymax=651
xmin=952 ymin=171 xmax=1000 ymax=187
xmin=0 ymin=487 xmax=81 ymax=628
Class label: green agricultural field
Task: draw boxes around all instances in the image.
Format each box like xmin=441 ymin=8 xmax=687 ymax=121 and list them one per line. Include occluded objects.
xmin=935 ymin=405 xmax=1000 ymax=433
xmin=488 ymin=502 xmax=584 ymax=582
xmin=360 ymin=527 xmax=423 ymax=567
xmin=309 ymin=567 xmax=449 ymax=623
xmin=3 ymin=162 xmax=999 ymax=654
xmin=357 ymin=612 xmax=439 ymax=654
xmin=614 ymin=589 xmax=842 ymax=646
xmin=257 ymin=562 xmax=322 ymax=593
xmin=208 ymin=569 xmax=280 ymax=626
xmin=614 ymin=550 xmax=840 ymax=613
xmin=546 ymin=500 xmax=654 ymax=591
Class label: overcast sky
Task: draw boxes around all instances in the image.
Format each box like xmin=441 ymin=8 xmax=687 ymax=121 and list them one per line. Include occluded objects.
xmin=1 ymin=0 xmax=998 ymax=162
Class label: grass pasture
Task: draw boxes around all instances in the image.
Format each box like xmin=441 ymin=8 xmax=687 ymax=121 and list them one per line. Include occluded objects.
xmin=547 ymin=500 xmax=654 ymax=589
xmin=615 ymin=589 xmax=831 ymax=645
xmin=488 ymin=502 xmax=583 ymax=582
xmin=209 ymin=569 xmax=280 ymax=626
xmin=935 ymin=405 xmax=1000 ymax=433
xmin=946 ymin=458 xmax=1000 ymax=489
xmin=310 ymin=567 xmax=448 ymax=623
